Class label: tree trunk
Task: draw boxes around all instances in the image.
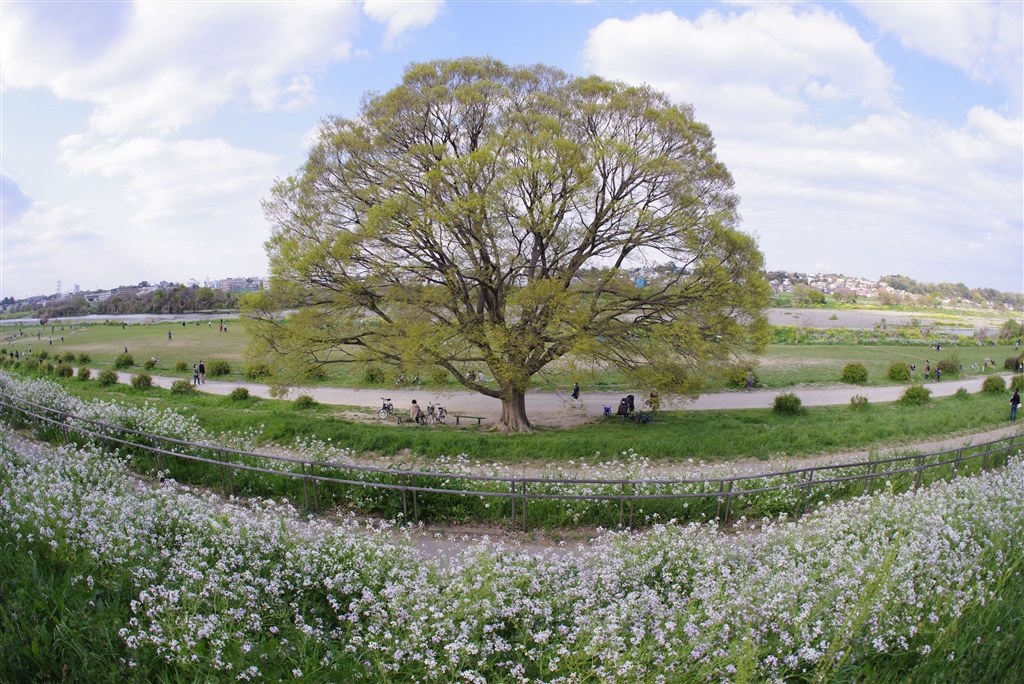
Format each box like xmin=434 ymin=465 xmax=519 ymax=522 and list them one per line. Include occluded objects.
xmin=497 ymin=388 xmax=532 ymax=433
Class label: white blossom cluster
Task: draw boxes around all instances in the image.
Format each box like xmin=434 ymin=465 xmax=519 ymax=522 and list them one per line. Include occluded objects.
xmin=0 ymin=370 xmax=1006 ymax=529
xmin=1 ymin=431 xmax=1020 ymax=682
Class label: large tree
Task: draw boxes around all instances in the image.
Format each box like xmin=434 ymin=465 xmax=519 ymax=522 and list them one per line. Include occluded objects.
xmin=246 ymin=58 xmax=770 ymax=432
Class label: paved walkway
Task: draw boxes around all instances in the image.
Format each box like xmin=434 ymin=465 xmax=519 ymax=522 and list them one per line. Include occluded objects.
xmin=128 ymin=370 xmax=1017 ymax=426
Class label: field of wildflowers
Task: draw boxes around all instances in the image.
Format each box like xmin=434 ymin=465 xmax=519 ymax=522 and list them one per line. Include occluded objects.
xmin=2 ymin=370 xmax=1019 ymax=534
xmin=1 ymin=367 xmax=1022 ymax=682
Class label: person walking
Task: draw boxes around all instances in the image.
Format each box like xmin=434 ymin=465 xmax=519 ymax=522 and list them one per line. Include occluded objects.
xmin=192 ymin=364 xmax=200 ymax=386
xmin=198 ymin=360 xmax=206 ymax=384
xmin=571 ymin=382 xmax=580 ymax=401
xmin=1011 ymin=389 xmax=1021 ymax=422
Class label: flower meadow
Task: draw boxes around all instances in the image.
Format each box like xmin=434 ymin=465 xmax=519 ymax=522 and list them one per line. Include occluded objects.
xmin=2 ymin=425 xmax=1023 ymax=682
xmin=1 ymin=370 xmax=1017 ymax=532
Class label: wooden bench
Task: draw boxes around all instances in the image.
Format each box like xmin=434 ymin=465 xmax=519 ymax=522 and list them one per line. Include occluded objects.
xmin=453 ymin=414 xmax=485 ymax=426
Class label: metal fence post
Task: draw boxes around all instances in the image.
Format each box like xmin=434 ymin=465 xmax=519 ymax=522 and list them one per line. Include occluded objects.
xmin=412 ymin=475 xmax=419 ymax=524
xmin=618 ymin=482 xmax=625 ymax=528
xmin=510 ymin=480 xmax=516 ymax=531
xmin=802 ymin=470 xmax=815 ymax=513
xmin=301 ymin=463 xmax=310 ymax=510
xmin=521 ymin=481 xmax=527 ymax=532
xmin=311 ymin=462 xmax=319 ymax=512
xmin=913 ymin=455 xmax=925 ymax=490
xmin=721 ymin=480 xmax=734 ymax=524
xmin=401 ymin=475 xmax=409 ymax=525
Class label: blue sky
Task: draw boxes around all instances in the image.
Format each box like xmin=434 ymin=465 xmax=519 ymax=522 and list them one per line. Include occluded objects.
xmin=1 ymin=0 xmax=1021 ymax=300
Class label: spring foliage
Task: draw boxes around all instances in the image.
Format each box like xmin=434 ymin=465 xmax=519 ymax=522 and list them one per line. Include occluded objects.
xmin=247 ymin=58 xmax=769 ymax=431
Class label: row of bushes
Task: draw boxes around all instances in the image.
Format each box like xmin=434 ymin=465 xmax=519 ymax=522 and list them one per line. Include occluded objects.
xmin=773 ymin=374 xmax=1024 ymax=415
xmin=0 ymin=349 xmax=91 ymax=364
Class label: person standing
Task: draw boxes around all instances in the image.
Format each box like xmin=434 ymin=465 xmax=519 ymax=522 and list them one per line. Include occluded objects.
xmin=571 ymin=382 xmax=580 ymax=401
xmin=1011 ymin=389 xmax=1021 ymax=422
xmin=410 ymin=399 xmax=424 ymax=424
xmin=924 ymin=360 xmax=930 ymax=380
xmin=198 ymin=360 xmax=206 ymax=384
xmin=193 ymin=364 xmax=200 ymax=386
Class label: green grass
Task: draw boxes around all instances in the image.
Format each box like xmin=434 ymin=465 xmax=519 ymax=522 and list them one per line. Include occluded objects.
xmin=32 ymin=370 xmax=1019 ymax=462
xmin=3 ymin=318 xmax=1019 ymax=394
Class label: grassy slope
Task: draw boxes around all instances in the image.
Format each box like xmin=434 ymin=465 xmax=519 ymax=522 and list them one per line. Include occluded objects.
xmin=51 ymin=377 xmax=1017 ymax=462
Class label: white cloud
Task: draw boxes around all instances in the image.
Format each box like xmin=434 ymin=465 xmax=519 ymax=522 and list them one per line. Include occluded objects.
xmin=362 ymin=0 xmax=444 ymax=48
xmin=52 ymin=135 xmax=279 ymax=286
xmin=0 ymin=201 xmax=114 ymax=299
xmin=1 ymin=1 xmax=363 ymax=135
xmin=582 ymin=5 xmax=895 ymax=132
xmin=852 ymin=0 xmax=1024 ymax=97
xmin=582 ymin=4 xmax=1023 ymax=290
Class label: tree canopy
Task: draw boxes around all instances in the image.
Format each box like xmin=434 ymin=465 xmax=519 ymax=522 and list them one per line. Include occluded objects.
xmin=246 ymin=57 xmax=770 ymax=431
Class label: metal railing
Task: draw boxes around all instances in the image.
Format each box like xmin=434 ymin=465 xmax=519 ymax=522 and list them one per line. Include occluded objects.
xmin=2 ymin=394 xmax=1021 ymax=531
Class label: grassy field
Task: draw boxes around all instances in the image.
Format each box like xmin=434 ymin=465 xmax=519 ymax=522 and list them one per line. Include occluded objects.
xmin=2 ymin=317 xmax=1020 ymax=393
xmin=20 ymin=369 xmax=1017 ymax=462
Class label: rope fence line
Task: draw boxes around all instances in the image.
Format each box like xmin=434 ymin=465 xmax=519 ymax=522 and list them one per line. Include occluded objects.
xmin=2 ymin=394 xmax=1021 ymax=531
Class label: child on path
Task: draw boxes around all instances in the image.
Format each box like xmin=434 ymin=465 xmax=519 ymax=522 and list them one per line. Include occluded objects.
xmin=1011 ymin=389 xmax=1020 ymax=422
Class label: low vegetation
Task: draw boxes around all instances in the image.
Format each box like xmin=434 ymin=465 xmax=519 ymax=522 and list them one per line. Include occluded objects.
xmin=2 ymin=432 xmax=1020 ymax=683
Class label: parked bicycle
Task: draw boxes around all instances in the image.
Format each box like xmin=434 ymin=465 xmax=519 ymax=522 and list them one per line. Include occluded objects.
xmin=426 ymin=402 xmax=447 ymax=425
xmin=377 ymin=397 xmax=394 ymax=420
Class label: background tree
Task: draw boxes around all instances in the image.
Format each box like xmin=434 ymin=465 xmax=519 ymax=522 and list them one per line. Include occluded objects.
xmin=246 ymin=58 xmax=770 ymax=432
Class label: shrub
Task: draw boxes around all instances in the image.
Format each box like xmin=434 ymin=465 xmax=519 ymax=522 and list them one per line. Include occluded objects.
xmin=42 ymin=362 xmax=55 ymax=375
xmin=77 ymin=353 xmax=91 ymax=364
xmin=900 ymin=384 xmax=931 ymax=406
xmin=1004 ymin=355 xmax=1024 ymax=371
xmin=55 ymin=364 xmax=74 ymax=378
xmin=61 ymin=352 xmax=77 ymax=363
xmin=954 ymin=387 xmax=970 ymax=400
xmin=887 ymin=362 xmax=912 ymax=382
xmin=981 ymin=375 xmax=1006 ymax=394
xmin=303 ymin=366 xmax=327 ymax=381
xmin=293 ymin=394 xmax=317 ymax=409
xmin=849 ymin=394 xmax=868 ymax=409
xmin=1011 ymin=374 xmax=1024 ymax=392
xmin=77 ymin=367 xmax=91 ymax=381
xmin=936 ymin=356 xmax=961 ymax=378
xmin=430 ymin=368 xmax=451 ymax=386
xmin=97 ymin=369 xmax=119 ymax=387
xmin=113 ymin=353 xmax=135 ymax=369
xmin=175 ymin=361 xmax=189 ymax=372
xmin=244 ymin=363 xmax=272 ymax=380
xmin=773 ymin=392 xmax=803 ymax=415
xmin=229 ymin=387 xmax=251 ymax=401
xmin=170 ymin=379 xmax=195 ymax=394
xmin=726 ymin=365 xmax=759 ymax=389
xmin=207 ymin=360 xmax=231 ymax=377
xmin=130 ymin=373 xmax=153 ymax=390
xmin=38 ymin=350 xmax=49 ymax=360
xmin=143 ymin=358 xmax=157 ymax=370
xmin=362 ymin=365 xmax=386 ymax=384
xmin=841 ymin=362 xmax=868 ymax=384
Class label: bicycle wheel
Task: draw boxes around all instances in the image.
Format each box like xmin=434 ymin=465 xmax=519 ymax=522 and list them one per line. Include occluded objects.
xmin=437 ymin=408 xmax=447 ymax=423
xmin=377 ymin=408 xmax=390 ymax=420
